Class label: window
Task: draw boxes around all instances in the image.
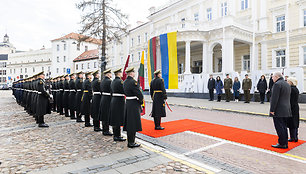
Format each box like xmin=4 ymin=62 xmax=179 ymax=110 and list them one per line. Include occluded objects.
xmin=242 ymin=55 xmax=250 ymax=71
xmin=42 ymin=67 xmax=44 ymax=71
xmin=63 ymin=56 xmax=66 ymax=62
xmin=87 ymin=63 xmax=90 ymax=69
xmin=276 ymin=15 xmax=285 ymax=32
xmin=194 ymin=13 xmax=199 ymax=21
xmin=121 ymin=57 xmax=123 ymax=63
xmin=14 ymin=69 xmax=15 ymax=73
xmin=181 ymin=18 xmax=186 ymax=28
xmin=145 ymin=33 xmax=148 ymax=42
xmin=94 ymin=62 xmax=97 ymax=68
xmin=63 ymin=68 xmax=66 ymax=73
xmin=275 ymin=50 xmax=286 ymax=67
xmin=131 ymin=54 xmax=134 ymax=62
xmin=48 ymin=66 xmax=50 ymax=72
xmin=33 ymin=67 xmax=35 ymax=73
xmin=77 ymin=43 xmax=80 ymax=51
xmin=57 ymin=56 xmax=59 ymax=63
xmin=138 ymin=35 xmax=141 ymax=45
xmin=304 ymin=10 xmax=306 ymax=27
xmin=207 ymin=8 xmax=212 ymax=21
xmin=57 ymin=44 xmax=60 ymax=51
xmin=131 ymin=38 xmax=134 ymax=47
xmin=10 ymin=69 xmax=12 ymax=74
xmin=76 ymin=64 xmax=79 ymax=70
xmin=25 ymin=68 xmax=27 ymax=73
xmin=145 ymin=50 xmax=148 ymax=60
xmin=138 ymin=52 xmax=141 ymax=61
xmin=64 ymin=44 xmax=66 ymax=50
xmin=221 ymin=2 xmax=228 ymax=17
xmin=85 ymin=46 xmax=88 ymax=51
xmin=20 ymin=68 xmax=22 ymax=73
xmin=56 ymin=68 xmax=59 ymax=73
xmin=3 ymin=70 xmax=6 ymax=75
xmin=241 ymin=0 xmax=248 ymax=10
xmin=303 ymin=47 xmax=306 ymax=65
xmin=81 ymin=64 xmax=84 ymax=70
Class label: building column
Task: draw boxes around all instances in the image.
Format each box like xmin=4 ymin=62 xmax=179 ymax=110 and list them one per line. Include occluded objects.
xmin=261 ymin=42 xmax=267 ymax=70
xmin=250 ymin=44 xmax=259 ymax=72
xmin=202 ymin=41 xmax=208 ymax=74
xmin=222 ymin=38 xmax=234 ymax=73
xmin=185 ymin=41 xmax=191 ymax=74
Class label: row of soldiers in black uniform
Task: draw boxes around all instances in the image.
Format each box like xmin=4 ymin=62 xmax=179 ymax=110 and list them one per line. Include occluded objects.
xmin=12 ymin=67 xmax=144 ymax=148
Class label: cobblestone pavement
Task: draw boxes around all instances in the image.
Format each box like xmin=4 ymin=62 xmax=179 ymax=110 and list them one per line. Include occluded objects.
xmin=144 ymin=95 xmax=306 ymax=120
xmin=0 ymin=91 xmax=208 ymax=174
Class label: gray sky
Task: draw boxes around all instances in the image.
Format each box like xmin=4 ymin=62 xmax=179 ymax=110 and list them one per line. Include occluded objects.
xmin=0 ymin=0 xmax=165 ymax=51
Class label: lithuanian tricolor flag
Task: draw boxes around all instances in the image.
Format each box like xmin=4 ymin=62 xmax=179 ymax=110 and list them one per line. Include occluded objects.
xmin=147 ymin=37 xmax=157 ymax=85
xmin=138 ymin=51 xmax=145 ymax=91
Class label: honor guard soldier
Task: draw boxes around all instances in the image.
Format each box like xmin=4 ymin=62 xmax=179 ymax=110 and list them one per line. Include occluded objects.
xmin=36 ymin=72 xmax=50 ymax=127
xmin=33 ymin=74 xmax=39 ymax=123
xmin=55 ymin=76 xmax=62 ymax=114
xmin=224 ymin=74 xmax=233 ymax=102
xmin=123 ymin=67 xmax=143 ymax=148
xmin=52 ymin=78 xmax=57 ymax=112
xmin=242 ymin=74 xmax=252 ymax=103
xmin=99 ymin=69 xmax=113 ymax=136
xmin=57 ymin=76 xmax=65 ymax=115
xmin=81 ymin=72 xmax=93 ymax=127
xmin=110 ymin=68 xmax=126 ymax=141
xmin=69 ymin=73 xmax=77 ymax=119
xmin=75 ymin=72 xmax=85 ymax=122
xmin=91 ymin=70 xmax=102 ymax=132
xmin=63 ymin=74 xmax=70 ymax=117
xmin=150 ymin=69 xmax=167 ymax=130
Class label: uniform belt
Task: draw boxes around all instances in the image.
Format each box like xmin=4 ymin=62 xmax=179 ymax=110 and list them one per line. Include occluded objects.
xmin=59 ymin=89 xmax=64 ymax=91
xmin=93 ymin=92 xmax=101 ymax=95
xmin=154 ymin=90 xmax=163 ymax=93
xmin=126 ymin=96 xmax=138 ymax=100
xmin=84 ymin=90 xmax=89 ymax=93
xmin=102 ymin=92 xmax=111 ymax=96
xmin=112 ymin=93 xmax=125 ymax=97
xmin=38 ymin=92 xmax=42 ymax=94
xmin=64 ymin=90 xmax=70 ymax=92
xmin=77 ymin=89 xmax=82 ymax=92
xmin=70 ymin=90 xmax=76 ymax=92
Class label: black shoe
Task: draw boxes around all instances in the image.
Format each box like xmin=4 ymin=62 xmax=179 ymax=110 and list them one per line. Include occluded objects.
xmin=70 ymin=117 xmax=76 ymax=120
xmin=128 ymin=143 xmax=141 ymax=148
xmin=260 ymin=102 xmax=264 ymax=104
xmin=76 ymin=119 xmax=85 ymax=123
xmin=114 ymin=137 xmax=126 ymax=142
xmin=244 ymin=101 xmax=250 ymax=103
xmin=103 ymin=131 xmax=113 ymax=136
xmin=85 ymin=123 xmax=93 ymax=127
xmin=288 ymin=139 xmax=298 ymax=142
xmin=226 ymin=100 xmax=230 ymax=102
xmin=94 ymin=128 xmax=102 ymax=132
xmin=60 ymin=113 xmax=64 ymax=115
xmin=155 ymin=126 xmax=165 ymax=130
xmin=65 ymin=115 xmax=70 ymax=117
xmin=271 ymin=143 xmax=288 ymax=149
xmin=38 ymin=123 xmax=49 ymax=128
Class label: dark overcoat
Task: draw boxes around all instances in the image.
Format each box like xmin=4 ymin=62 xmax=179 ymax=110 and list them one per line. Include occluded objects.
xmin=287 ymin=86 xmax=300 ymax=128
xmin=99 ymin=76 xmax=112 ymax=121
xmin=257 ymin=79 xmax=267 ymax=93
xmin=36 ymin=78 xmax=50 ymax=116
xmin=270 ymin=77 xmax=292 ymax=117
xmin=75 ymin=78 xmax=83 ymax=113
xmin=91 ymin=77 xmax=101 ymax=120
xmin=81 ymin=78 xmax=92 ymax=115
xmin=150 ymin=77 xmax=167 ymax=117
xmin=68 ymin=79 xmax=77 ymax=111
xmin=207 ymin=78 xmax=216 ymax=90
xmin=63 ymin=79 xmax=70 ymax=108
xmin=56 ymin=80 xmax=64 ymax=108
xmin=123 ymin=76 xmax=143 ymax=132
xmin=215 ymin=80 xmax=224 ymax=95
xmin=109 ymin=77 xmax=125 ymax=126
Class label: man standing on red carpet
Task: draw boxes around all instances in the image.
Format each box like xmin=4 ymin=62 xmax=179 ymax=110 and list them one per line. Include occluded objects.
xmin=270 ymin=72 xmax=291 ymax=149
xmin=150 ymin=69 xmax=167 ymax=130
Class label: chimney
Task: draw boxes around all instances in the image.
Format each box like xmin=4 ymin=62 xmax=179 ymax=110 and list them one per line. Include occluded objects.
xmin=149 ymin=7 xmax=156 ymax=15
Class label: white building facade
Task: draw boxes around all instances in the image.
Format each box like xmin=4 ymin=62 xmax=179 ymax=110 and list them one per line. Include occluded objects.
xmin=106 ymin=0 xmax=306 ymax=93
xmin=0 ymin=34 xmax=16 ymax=85
xmin=7 ymin=48 xmax=52 ymax=82
xmin=51 ymin=33 xmax=101 ymax=77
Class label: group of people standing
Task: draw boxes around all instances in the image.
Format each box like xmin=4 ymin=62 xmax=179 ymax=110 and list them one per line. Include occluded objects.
xmin=12 ymin=67 xmax=168 ymax=148
xmin=207 ymin=73 xmax=276 ymax=104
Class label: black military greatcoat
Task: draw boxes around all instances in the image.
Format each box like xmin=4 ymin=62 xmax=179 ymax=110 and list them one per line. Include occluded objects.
xmin=91 ymin=77 xmax=101 ymax=120
xmin=63 ymin=79 xmax=70 ymax=108
xmin=81 ymin=78 xmax=92 ymax=115
xmin=109 ymin=77 xmax=125 ymax=126
xmin=36 ymin=78 xmax=50 ymax=116
xmin=123 ymin=76 xmax=143 ymax=132
xmin=75 ymin=77 xmax=83 ymax=113
xmin=150 ymin=77 xmax=167 ymax=117
xmin=56 ymin=80 xmax=64 ymax=109
xmin=68 ymin=79 xmax=77 ymax=111
xmin=99 ymin=76 xmax=112 ymax=122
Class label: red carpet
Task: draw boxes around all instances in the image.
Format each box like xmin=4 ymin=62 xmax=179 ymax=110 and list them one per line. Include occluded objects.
xmin=139 ymin=119 xmax=305 ymax=153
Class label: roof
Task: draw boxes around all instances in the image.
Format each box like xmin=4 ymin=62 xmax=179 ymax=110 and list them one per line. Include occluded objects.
xmin=0 ymin=54 xmax=8 ymax=60
xmin=51 ymin=32 xmax=102 ymax=45
xmin=73 ymin=49 xmax=99 ymax=62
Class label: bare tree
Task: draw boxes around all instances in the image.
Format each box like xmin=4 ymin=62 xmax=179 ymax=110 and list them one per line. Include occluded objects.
xmin=77 ymin=0 xmax=128 ymax=72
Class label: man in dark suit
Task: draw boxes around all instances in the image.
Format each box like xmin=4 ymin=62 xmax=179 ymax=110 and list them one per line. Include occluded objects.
xmin=270 ymin=72 xmax=292 ymax=149
xmin=207 ymin=75 xmax=215 ymax=101
xmin=267 ymin=73 xmax=274 ymax=102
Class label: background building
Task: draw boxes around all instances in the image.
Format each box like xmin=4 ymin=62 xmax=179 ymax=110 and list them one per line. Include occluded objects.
xmin=0 ymin=34 xmax=16 ymax=85
xmin=73 ymin=49 xmax=100 ymax=73
xmin=7 ymin=48 xmax=52 ymax=82
xmin=106 ymin=0 xmax=306 ymax=93
xmin=51 ymin=33 xmax=101 ymax=77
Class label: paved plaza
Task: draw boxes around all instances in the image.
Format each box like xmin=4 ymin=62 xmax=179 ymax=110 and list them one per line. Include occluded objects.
xmin=1 ymin=90 xmax=306 ymax=174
